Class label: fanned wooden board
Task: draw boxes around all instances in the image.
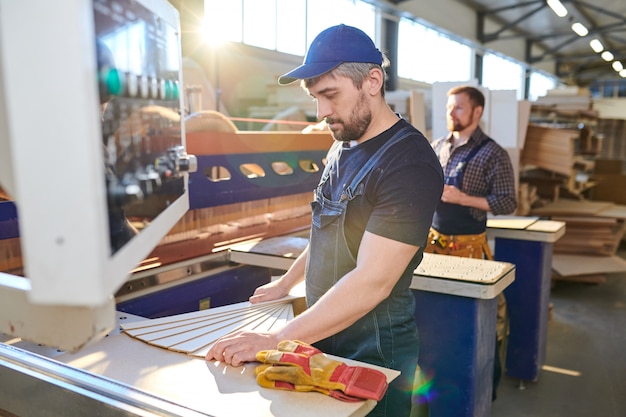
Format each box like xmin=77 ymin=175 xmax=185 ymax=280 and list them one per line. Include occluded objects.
xmin=122 ymin=295 xmax=299 ymax=358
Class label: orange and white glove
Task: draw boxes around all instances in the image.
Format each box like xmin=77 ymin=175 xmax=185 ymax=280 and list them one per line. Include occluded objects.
xmin=255 ymin=340 xmax=388 ymax=401
xmin=254 ymin=363 xmax=363 ymax=402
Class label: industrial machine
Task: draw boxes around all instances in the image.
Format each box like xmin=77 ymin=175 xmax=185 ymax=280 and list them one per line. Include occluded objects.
xmin=0 ymin=0 xmax=338 ymax=415
xmin=0 ymin=0 xmax=198 ymax=351
xmin=0 ymin=2 xmax=517 ymax=416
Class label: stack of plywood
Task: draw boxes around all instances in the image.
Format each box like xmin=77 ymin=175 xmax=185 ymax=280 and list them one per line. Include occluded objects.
xmin=532 ymin=86 xmax=593 ymax=112
xmin=521 ymin=124 xmax=598 ymax=200
xmin=550 ymin=215 xmax=625 ymax=256
xmin=530 ymin=199 xmax=626 ymax=283
xmin=521 ymin=124 xmax=580 ymax=177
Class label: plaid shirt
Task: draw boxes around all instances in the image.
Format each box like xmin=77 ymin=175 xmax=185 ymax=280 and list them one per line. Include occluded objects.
xmin=430 ymin=126 xmax=517 ymax=222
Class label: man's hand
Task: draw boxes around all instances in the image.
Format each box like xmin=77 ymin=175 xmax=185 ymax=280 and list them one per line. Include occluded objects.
xmin=249 ymin=277 xmax=291 ymax=304
xmin=441 ymin=184 xmax=465 ymax=204
xmin=205 ymin=330 xmax=281 ymax=366
xmin=441 ymin=185 xmax=491 ymax=211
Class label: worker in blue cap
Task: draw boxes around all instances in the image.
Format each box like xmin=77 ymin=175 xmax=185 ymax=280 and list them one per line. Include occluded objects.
xmin=206 ymin=24 xmax=444 ymax=417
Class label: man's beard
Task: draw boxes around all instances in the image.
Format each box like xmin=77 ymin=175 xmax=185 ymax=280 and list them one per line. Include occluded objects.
xmin=326 ymin=91 xmax=371 ymax=142
xmin=447 ymin=114 xmax=474 ymax=133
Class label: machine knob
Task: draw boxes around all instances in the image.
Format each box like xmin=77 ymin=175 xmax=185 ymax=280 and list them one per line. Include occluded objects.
xmin=179 ymin=154 xmax=197 ymax=173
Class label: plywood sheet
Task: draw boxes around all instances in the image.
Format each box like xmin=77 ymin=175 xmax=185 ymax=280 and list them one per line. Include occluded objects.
xmin=489 ymin=89 xmax=518 ymax=148
xmin=487 ymin=217 xmax=538 ymax=230
xmin=416 ymin=253 xmax=513 ymax=284
xmin=552 ymin=254 xmax=626 ymax=276
xmin=409 ymin=90 xmax=426 ymax=134
xmin=526 ymin=220 xmax=566 ymax=233
xmin=517 ymin=100 xmax=531 ymax=149
xmin=531 ymin=199 xmax=615 ymax=216
xmin=596 ymin=204 xmax=626 ymax=219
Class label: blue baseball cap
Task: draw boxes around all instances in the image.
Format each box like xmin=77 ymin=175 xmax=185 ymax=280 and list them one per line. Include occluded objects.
xmin=278 ymin=24 xmax=383 ymax=85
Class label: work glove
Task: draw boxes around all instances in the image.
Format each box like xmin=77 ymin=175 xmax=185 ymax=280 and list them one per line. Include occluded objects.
xmin=255 ymin=364 xmax=363 ymax=402
xmin=255 ymin=340 xmax=388 ymax=401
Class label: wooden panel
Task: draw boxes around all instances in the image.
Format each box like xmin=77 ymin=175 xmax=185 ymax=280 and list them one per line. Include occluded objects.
xmin=489 ymin=89 xmax=518 ymax=148
xmin=122 ymin=295 xmax=302 ymax=357
xmin=552 ymin=254 xmax=626 ymax=276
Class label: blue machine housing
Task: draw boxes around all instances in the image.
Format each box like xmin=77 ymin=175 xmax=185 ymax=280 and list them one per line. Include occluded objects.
xmin=188 ymin=150 xmax=326 ymax=209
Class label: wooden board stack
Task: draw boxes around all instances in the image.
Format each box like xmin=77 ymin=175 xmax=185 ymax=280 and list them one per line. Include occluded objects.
xmin=520 ymin=124 xmax=600 ymax=201
xmin=530 ymin=199 xmax=626 ymax=283
xmin=521 ymin=124 xmax=581 ymax=177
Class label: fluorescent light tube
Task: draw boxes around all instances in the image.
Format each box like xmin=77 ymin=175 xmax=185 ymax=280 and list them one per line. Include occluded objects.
xmin=571 ymin=22 xmax=588 ymax=37
xmin=589 ymin=39 xmax=603 ymax=53
xmin=547 ymin=0 xmax=568 ymax=17
xmin=601 ymin=51 xmax=614 ymax=61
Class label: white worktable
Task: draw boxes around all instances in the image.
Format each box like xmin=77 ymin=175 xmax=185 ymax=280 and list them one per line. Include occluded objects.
xmin=56 ymin=326 xmax=396 ymax=417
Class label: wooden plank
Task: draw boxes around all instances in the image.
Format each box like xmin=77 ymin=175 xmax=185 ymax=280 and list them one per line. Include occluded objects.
xmin=552 ymin=273 xmax=607 ymax=284
xmin=122 ymin=300 xmax=297 ymax=353
xmin=517 ymin=100 xmax=532 ymax=149
xmin=487 ymin=217 xmax=539 ymax=230
xmin=531 ymin=199 xmax=615 ymax=216
xmin=552 ymin=254 xmax=626 ymax=276
xmin=409 ymin=90 xmax=426 ymax=134
xmin=596 ymin=204 xmax=626 ymax=219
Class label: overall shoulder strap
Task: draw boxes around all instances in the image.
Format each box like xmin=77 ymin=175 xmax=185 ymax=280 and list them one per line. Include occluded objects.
xmin=463 ymin=137 xmax=493 ymax=164
xmin=343 ymin=125 xmax=414 ymax=200
xmin=318 ymin=140 xmax=343 ymax=186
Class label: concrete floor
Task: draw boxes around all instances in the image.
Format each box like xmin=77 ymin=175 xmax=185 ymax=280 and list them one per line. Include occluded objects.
xmin=491 ymin=242 xmax=626 ymax=417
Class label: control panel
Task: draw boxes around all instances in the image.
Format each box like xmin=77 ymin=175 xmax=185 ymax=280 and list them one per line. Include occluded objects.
xmin=95 ymin=0 xmax=196 ymax=253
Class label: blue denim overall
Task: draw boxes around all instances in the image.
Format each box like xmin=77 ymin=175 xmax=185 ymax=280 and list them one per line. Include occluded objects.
xmin=306 ymin=126 xmax=419 ymax=416
xmin=432 ymin=138 xmax=493 ymax=235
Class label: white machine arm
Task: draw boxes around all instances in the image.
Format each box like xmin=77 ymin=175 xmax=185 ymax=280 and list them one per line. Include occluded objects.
xmin=0 ymin=273 xmax=115 ymax=352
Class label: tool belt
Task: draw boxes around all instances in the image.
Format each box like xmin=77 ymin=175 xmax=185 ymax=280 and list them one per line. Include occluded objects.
xmin=425 ymin=228 xmax=493 ymax=260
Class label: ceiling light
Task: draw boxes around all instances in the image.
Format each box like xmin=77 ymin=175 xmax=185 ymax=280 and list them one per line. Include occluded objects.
xmin=620 ymin=69 xmax=626 ymax=78
xmin=571 ymin=22 xmax=589 ymax=37
xmin=589 ymin=39 xmax=604 ymax=53
xmin=547 ymin=0 xmax=568 ymax=17
xmin=601 ymin=51 xmax=614 ymax=61
xmin=612 ymin=61 xmax=623 ymax=72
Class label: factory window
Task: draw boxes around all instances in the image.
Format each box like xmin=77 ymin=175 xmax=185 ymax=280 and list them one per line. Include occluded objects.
xmin=203 ymin=0 xmax=243 ymax=44
xmin=277 ymin=0 xmax=307 ymax=56
xmin=398 ymin=18 xmax=473 ymax=84
xmin=298 ymin=159 xmax=319 ymax=173
xmin=271 ymin=161 xmax=294 ymax=176
xmin=240 ymin=163 xmax=266 ymax=178
xmin=243 ymin=0 xmax=279 ymax=50
xmin=306 ymin=0 xmax=376 ymax=48
xmin=528 ymin=71 xmax=558 ymax=101
xmin=482 ymin=53 xmax=525 ymax=100
xmin=203 ymin=0 xmax=374 ymax=56
xmin=204 ymin=166 xmax=231 ymax=182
